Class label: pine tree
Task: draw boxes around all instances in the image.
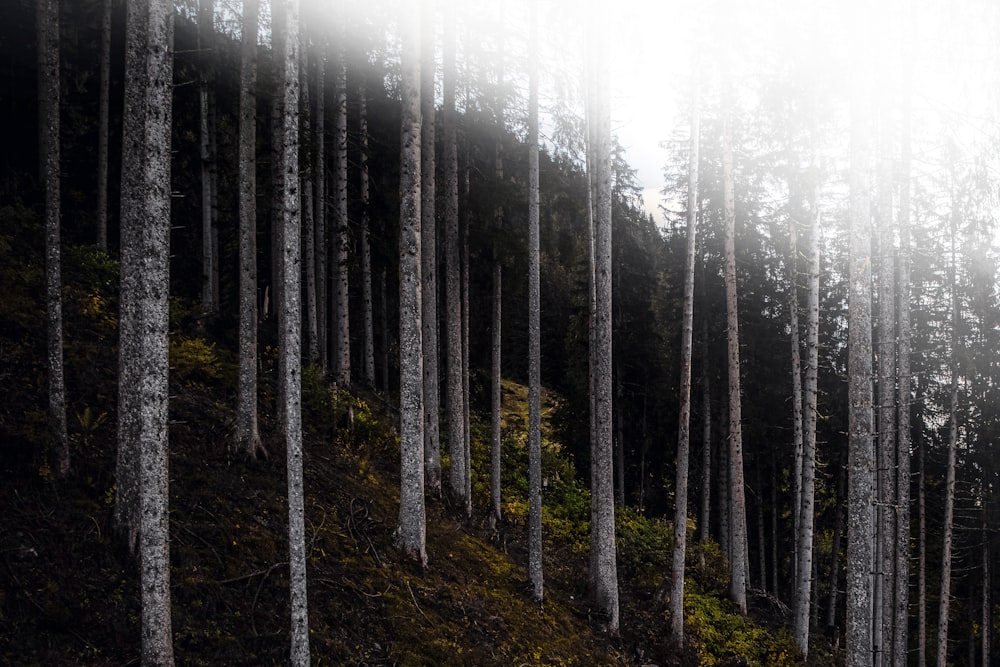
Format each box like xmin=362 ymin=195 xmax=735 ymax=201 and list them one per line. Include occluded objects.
xmin=333 ymin=14 xmax=350 ymax=387
xmin=96 ymin=0 xmax=111 ymax=249
xmin=396 ymin=0 xmax=426 ymax=566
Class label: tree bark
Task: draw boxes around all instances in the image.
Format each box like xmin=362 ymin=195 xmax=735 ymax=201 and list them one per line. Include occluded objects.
xmin=300 ymin=39 xmax=318 ymax=365
xmin=722 ymin=74 xmax=748 ymax=615
xmin=314 ymin=37 xmax=327 ymax=371
xmin=698 ymin=259 xmax=712 ymax=544
xmin=461 ymin=138 xmax=472 ymax=517
xmin=396 ymin=0 xmax=427 ymax=567
xmin=526 ymin=0 xmax=542 ymax=600
xmin=589 ymin=1 xmax=619 ymax=631
xmin=420 ymin=0 xmax=441 ymax=495
xmin=669 ymin=76 xmax=699 ymax=646
xmin=198 ymin=0 xmax=217 ymax=316
xmin=918 ymin=383 xmax=927 ymax=667
xmin=333 ymin=23 xmax=350 ymax=387
xmin=489 ymin=15 xmax=504 ymax=521
xmin=278 ymin=1 xmax=311 ymax=661
xmin=936 ymin=190 xmax=961 ymax=667
xmin=237 ymin=0 xmax=264 ymax=459
xmin=442 ymin=2 xmax=466 ymax=509
xmin=846 ymin=39 xmax=875 ymax=666
xmin=96 ymin=0 xmax=111 ymax=249
xmin=116 ymin=0 xmax=148 ymax=553
xmin=360 ymin=83 xmax=376 ymax=388
xmin=38 ymin=0 xmax=68 ymax=478
xmin=135 ymin=0 xmax=174 ymax=661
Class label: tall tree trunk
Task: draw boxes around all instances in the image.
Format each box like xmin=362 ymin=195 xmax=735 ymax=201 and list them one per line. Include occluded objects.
xmin=360 ymin=81 xmax=376 ymax=387
xmin=134 ymin=0 xmax=175 ymax=661
xmin=936 ymin=193 xmax=961 ymax=667
xmin=614 ymin=372 xmax=625 ymax=508
xmin=420 ymin=0 xmax=441 ymax=494
xmin=269 ymin=2 xmax=286 ymax=326
xmin=38 ymin=0 xmax=68 ymax=478
xmin=588 ymin=0 xmax=619 ymax=631
xmin=794 ymin=119 xmax=822 ymax=658
xmin=669 ymin=76 xmax=699 ymax=646
xmin=314 ymin=39 xmax=327 ymax=371
xmin=827 ymin=465 xmax=845 ymax=636
xmin=332 ymin=21 xmax=349 ymax=386
xmin=380 ymin=267 xmax=389 ymax=393
xmin=918 ymin=381 xmax=927 ymax=667
xmin=722 ymin=74 xmax=748 ymax=615
xmin=278 ymin=1 xmax=310 ymax=661
xmin=698 ymin=261 xmax=712 ymax=544
xmin=894 ymin=42 xmax=913 ymax=665
xmin=526 ymin=0 xmax=542 ymax=601
xmin=199 ymin=0 xmax=217 ymax=316
xmin=846 ymin=37 xmax=875 ymax=666
xmin=237 ymin=0 xmax=264 ymax=459
xmin=461 ymin=140 xmax=472 ymax=517
xmin=442 ymin=2 xmax=466 ymax=509
xmin=300 ymin=39 xmax=318 ymax=365
xmin=396 ymin=0 xmax=426 ymax=566
xmin=489 ymin=15 xmax=504 ymax=521
xmin=96 ymin=0 xmax=111 ymax=249
xmin=875 ymin=100 xmax=897 ymax=667
xmin=982 ymin=521 xmax=990 ymax=667
xmin=116 ymin=0 xmax=149 ymax=552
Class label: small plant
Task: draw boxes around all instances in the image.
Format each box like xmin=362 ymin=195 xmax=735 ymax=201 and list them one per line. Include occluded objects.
xmin=74 ymin=406 xmax=108 ymax=447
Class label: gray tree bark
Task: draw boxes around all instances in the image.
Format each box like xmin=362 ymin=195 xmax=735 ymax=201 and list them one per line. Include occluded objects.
xmin=135 ymin=0 xmax=175 ymax=661
xmin=918 ymin=401 xmax=927 ymax=667
xmin=237 ymin=0 xmax=264 ymax=459
xmin=396 ymin=0 xmax=427 ymax=566
xmin=96 ymin=0 xmax=111 ymax=249
xmin=589 ymin=3 xmax=619 ymax=631
xmin=722 ymin=79 xmax=748 ymax=615
xmin=198 ymin=0 xmax=217 ymax=316
xmin=936 ymin=192 xmax=961 ymax=667
xmin=300 ymin=39 xmax=318 ymax=364
xmin=698 ymin=258 xmax=712 ymax=544
xmin=360 ymin=83 xmax=376 ymax=388
xmin=442 ymin=3 xmax=466 ymax=509
xmin=526 ymin=0 xmax=543 ymax=601
xmin=489 ymin=18 xmax=504 ymax=521
xmin=115 ymin=0 xmax=148 ymax=552
xmin=846 ymin=44 xmax=875 ymax=667
xmin=314 ymin=38 xmax=327 ymax=371
xmin=38 ymin=0 xmax=68 ymax=478
xmin=461 ymin=139 xmax=472 ymax=517
xmin=333 ymin=24 xmax=350 ymax=387
xmin=794 ymin=122 xmax=822 ymax=659
xmin=420 ymin=0 xmax=441 ymax=495
xmin=278 ymin=1 xmax=311 ymax=661
xmin=669 ymin=76 xmax=699 ymax=646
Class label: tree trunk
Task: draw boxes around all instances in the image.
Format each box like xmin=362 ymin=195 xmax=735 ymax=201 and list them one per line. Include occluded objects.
xmin=526 ymin=0 xmax=542 ymax=600
xmin=794 ymin=122 xmax=822 ymax=658
xmin=237 ymin=0 xmax=264 ymax=459
xmin=846 ymin=45 xmax=875 ymax=666
xmin=894 ymin=43 xmax=913 ymax=665
xmin=670 ymin=76 xmax=699 ymax=646
xmin=918 ymin=385 xmax=927 ymax=667
xmin=936 ymin=193 xmax=961 ymax=667
xmin=699 ymin=263 xmax=712 ymax=544
xmin=380 ymin=267 xmax=389 ymax=393
xmin=722 ymin=76 xmax=748 ymax=615
xmin=442 ymin=2 xmax=466 ymax=509
xmin=314 ymin=38 xmax=327 ymax=371
xmin=461 ymin=141 xmax=472 ymax=517
xmin=135 ymin=1 xmax=175 ymax=661
xmin=489 ymin=17 xmax=504 ymax=521
xmin=269 ymin=2 xmax=285 ymax=326
xmin=38 ymin=0 xmax=68 ymax=478
xmin=333 ymin=26 xmax=349 ymax=387
xmin=278 ymin=1 xmax=311 ymax=661
xmin=199 ymin=0 xmax=217 ymax=316
xmin=827 ymin=465 xmax=845 ymax=636
xmin=96 ymin=0 xmax=111 ymax=249
xmin=420 ymin=0 xmax=441 ymax=495
xmin=588 ymin=2 xmax=619 ymax=631
xmin=360 ymin=82 xmax=376 ymax=387
xmin=396 ymin=0 xmax=426 ymax=567
xmin=300 ymin=40 xmax=318 ymax=365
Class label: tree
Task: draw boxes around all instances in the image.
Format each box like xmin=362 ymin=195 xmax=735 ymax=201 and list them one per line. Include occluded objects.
xmin=936 ymin=181 xmax=961 ymax=667
xmin=277 ymin=0 xmax=311 ymax=661
xmin=669 ymin=72 xmax=699 ymax=646
xmin=722 ymin=71 xmax=748 ymax=615
xmin=198 ymin=0 xmax=217 ymax=315
xmin=300 ymin=37 xmax=318 ymax=364
xmin=396 ymin=0 xmax=426 ymax=567
xmin=442 ymin=1 xmax=466 ymax=510
xmin=314 ymin=33 xmax=327 ymax=370
xmin=237 ymin=0 xmax=264 ymax=459
xmin=38 ymin=0 xmax=68 ymax=478
xmin=360 ymin=80 xmax=376 ymax=387
xmin=588 ymin=0 xmax=619 ymax=632
xmin=526 ymin=0 xmax=543 ymax=603
xmin=420 ymin=0 xmax=441 ymax=495
xmin=489 ymin=4 xmax=504 ymax=522
xmin=119 ymin=0 xmax=176 ymax=661
xmin=96 ymin=0 xmax=111 ymax=249
xmin=333 ymin=17 xmax=350 ymax=387
xmin=846 ymin=31 xmax=875 ymax=665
